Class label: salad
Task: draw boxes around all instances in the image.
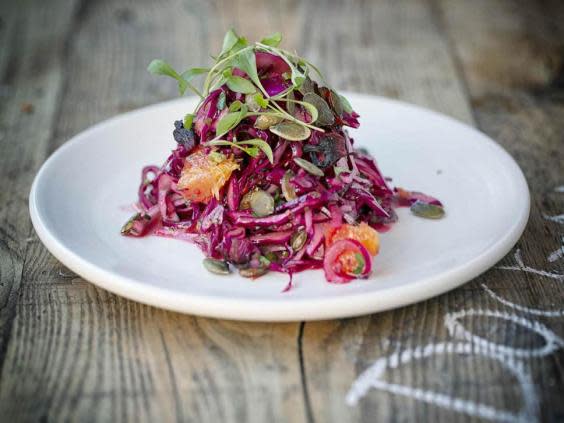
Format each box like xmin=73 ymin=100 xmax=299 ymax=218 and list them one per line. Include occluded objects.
xmin=121 ymin=30 xmax=444 ymax=286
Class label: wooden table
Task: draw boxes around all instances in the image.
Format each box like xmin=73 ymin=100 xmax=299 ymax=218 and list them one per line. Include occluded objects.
xmin=1 ymin=0 xmax=563 ymax=421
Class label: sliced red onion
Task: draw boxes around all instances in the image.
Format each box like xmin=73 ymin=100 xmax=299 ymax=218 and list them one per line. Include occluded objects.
xmin=323 ymin=239 xmax=372 ymax=283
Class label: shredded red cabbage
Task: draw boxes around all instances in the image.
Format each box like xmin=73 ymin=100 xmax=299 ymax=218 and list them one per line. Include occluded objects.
xmin=125 ymin=37 xmax=443 ymax=288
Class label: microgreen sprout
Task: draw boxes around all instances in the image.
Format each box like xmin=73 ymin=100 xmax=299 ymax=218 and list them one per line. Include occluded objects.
xmin=148 ymin=29 xmax=357 ymax=161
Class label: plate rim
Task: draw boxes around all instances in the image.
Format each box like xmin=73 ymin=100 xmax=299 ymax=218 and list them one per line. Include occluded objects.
xmin=29 ymin=93 xmax=530 ymax=321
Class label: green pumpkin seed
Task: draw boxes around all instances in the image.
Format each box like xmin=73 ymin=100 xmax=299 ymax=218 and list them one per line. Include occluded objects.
xmin=120 ymin=213 xmax=140 ymax=235
xmin=281 ymin=170 xmax=297 ymax=201
xmin=240 ymin=189 xmax=256 ymax=210
xmin=239 ymin=266 xmax=269 ymax=278
xmin=293 ymin=157 xmax=324 ymax=177
xmin=329 ymin=89 xmax=344 ymax=115
xmin=203 ymin=258 xmax=231 ymax=275
xmin=286 ymin=90 xmax=296 ymax=115
xmin=303 ymin=93 xmax=335 ymax=126
xmin=299 ymin=77 xmax=315 ymax=95
xmin=270 ymin=121 xmax=311 ymax=141
xmin=217 ymin=91 xmax=227 ymax=110
xmin=291 ymin=230 xmax=307 ymax=251
xmin=263 ymin=251 xmax=279 ymax=263
xmin=249 ymin=190 xmax=275 ymax=217
xmin=410 ymin=201 xmax=445 ymax=219
xmin=254 ymin=114 xmax=283 ymax=130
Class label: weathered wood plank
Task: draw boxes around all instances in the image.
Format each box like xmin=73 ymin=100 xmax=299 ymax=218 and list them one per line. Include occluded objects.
xmin=437 ymin=1 xmax=564 ymax=420
xmin=294 ymin=1 xmax=484 ymax=421
xmin=0 ymin=0 xmax=81 ymax=373
xmin=0 ymin=0 xmax=562 ymax=422
xmin=301 ymin=0 xmax=564 ymax=422
xmin=0 ymin=1 xmax=307 ymax=422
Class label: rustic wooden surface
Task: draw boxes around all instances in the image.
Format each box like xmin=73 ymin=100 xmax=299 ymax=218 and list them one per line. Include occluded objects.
xmin=0 ymin=0 xmax=563 ymax=421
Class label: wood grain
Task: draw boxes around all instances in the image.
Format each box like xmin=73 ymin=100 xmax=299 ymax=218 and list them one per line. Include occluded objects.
xmin=1 ymin=1 xmax=305 ymax=422
xmin=0 ymin=0 xmax=81 ymax=375
xmin=0 ymin=0 xmax=562 ymax=422
xmin=438 ymin=2 xmax=564 ymax=420
xmin=301 ymin=1 xmax=564 ymax=422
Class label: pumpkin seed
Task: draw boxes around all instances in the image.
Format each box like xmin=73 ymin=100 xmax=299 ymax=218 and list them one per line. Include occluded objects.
xmin=281 ymin=170 xmax=297 ymax=201
xmin=203 ymin=258 xmax=231 ymax=275
xmin=217 ymin=91 xmax=227 ymax=110
xmin=299 ymin=77 xmax=315 ymax=95
xmin=239 ymin=266 xmax=269 ymax=278
xmin=254 ymin=114 xmax=283 ymax=130
xmin=270 ymin=121 xmax=311 ymax=141
xmin=286 ymin=90 xmax=296 ymax=115
xmin=291 ymin=230 xmax=307 ymax=251
xmin=329 ymin=89 xmax=344 ymax=115
xmin=303 ymin=93 xmax=335 ymax=126
xmin=120 ymin=213 xmax=140 ymax=235
xmin=240 ymin=189 xmax=257 ymax=210
xmin=293 ymin=157 xmax=324 ymax=177
xmin=263 ymin=251 xmax=279 ymax=263
xmin=410 ymin=201 xmax=445 ymax=219
xmin=249 ymin=190 xmax=275 ymax=217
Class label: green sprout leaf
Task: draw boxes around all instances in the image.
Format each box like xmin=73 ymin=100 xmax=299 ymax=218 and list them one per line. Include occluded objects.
xmin=215 ymin=104 xmax=248 ymax=136
xmin=220 ymin=29 xmax=240 ymax=57
xmin=147 ymin=59 xmax=179 ymax=79
xmin=237 ymin=138 xmax=274 ymax=163
xmin=245 ymin=94 xmax=260 ymax=112
xmin=229 ymin=36 xmax=249 ymax=56
xmin=216 ymin=112 xmax=242 ymax=136
xmin=226 ymin=75 xmax=256 ymax=94
xmin=244 ymin=146 xmax=259 ymax=157
xmin=245 ymin=92 xmax=270 ymax=112
xmin=147 ymin=59 xmax=188 ymax=94
xmin=180 ymin=67 xmax=210 ymax=82
xmin=183 ymin=113 xmax=194 ymax=129
xmin=209 ymin=73 xmax=228 ymax=91
xmin=254 ymin=93 xmax=269 ymax=108
xmin=233 ymin=49 xmax=262 ymax=92
xmin=229 ymin=100 xmax=243 ymax=112
xmin=208 ymin=138 xmax=273 ymax=163
xmin=290 ymin=68 xmax=306 ymax=87
xmin=260 ymin=32 xmax=282 ymax=47
xmin=147 ymin=60 xmax=205 ymax=97
xmin=222 ymin=67 xmax=233 ymax=78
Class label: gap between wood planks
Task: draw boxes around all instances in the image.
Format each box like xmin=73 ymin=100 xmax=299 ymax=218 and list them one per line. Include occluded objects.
xmin=298 ymin=321 xmax=314 ymax=423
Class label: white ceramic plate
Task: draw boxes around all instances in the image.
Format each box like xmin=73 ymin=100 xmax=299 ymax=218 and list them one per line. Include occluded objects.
xmin=29 ymin=94 xmax=529 ymax=321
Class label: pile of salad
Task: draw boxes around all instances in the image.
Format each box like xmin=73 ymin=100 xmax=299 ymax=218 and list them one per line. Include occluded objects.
xmin=121 ymin=30 xmax=444 ymax=286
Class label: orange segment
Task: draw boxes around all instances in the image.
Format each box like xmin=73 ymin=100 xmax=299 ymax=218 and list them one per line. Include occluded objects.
xmin=326 ymin=222 xmax=380 ymax=256
xmin=177 ymin=148 xmax=239 ymax=202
